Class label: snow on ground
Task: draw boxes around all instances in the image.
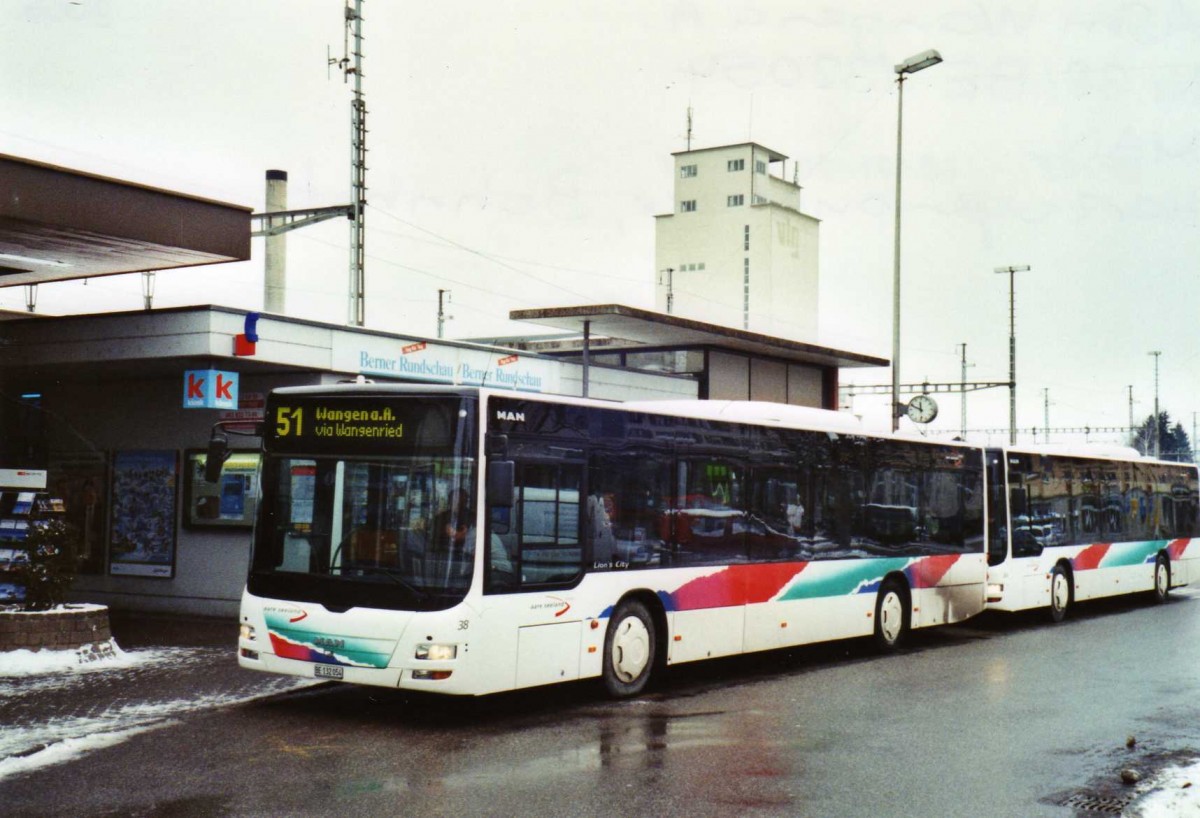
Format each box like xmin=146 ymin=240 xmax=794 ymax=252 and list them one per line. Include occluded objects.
xmin=0 ymin=638 xmax=136 ymax=677
xmin=0 ymin=640 xmax=317 ymax=782
xmin=1127 ymin=759 xmax=1200 ymax=817
xmin=0 ymin=724 xmax=165 ymax=782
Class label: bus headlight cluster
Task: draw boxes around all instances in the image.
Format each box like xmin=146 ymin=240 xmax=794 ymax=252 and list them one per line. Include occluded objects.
xmin=415 ymin=643 xmax=457 ymax=661
xmin=986 ymin=583 xmax=1004 ymax=602
xmin=240 ymin=623 xmax=257 ymax=641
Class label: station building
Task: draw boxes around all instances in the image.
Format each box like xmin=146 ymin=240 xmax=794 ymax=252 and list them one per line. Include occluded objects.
xmin=0 ymin=151 xmax=884 ymax=618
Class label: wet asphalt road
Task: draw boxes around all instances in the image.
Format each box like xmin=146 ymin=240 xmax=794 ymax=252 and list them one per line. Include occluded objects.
xmin=2 ymin=590 xmax=1199 ymax=817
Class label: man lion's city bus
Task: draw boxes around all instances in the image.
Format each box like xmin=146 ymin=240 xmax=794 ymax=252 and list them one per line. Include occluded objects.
xmin=228 ymin=384 xmax=1194 ymax=697
xmin=984 ymin=444 xmax=1200 ymax=621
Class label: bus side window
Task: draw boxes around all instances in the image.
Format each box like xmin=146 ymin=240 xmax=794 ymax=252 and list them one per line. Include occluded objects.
xmin=746 ymin=468 xmax=807 ymax=560
xmin=514 ymin=462 xmax=582 ymax=587
xmin=587 ymin=452 xmax=670 ymax=570
xmin=673 ymin=458 xmax=747 ymax=566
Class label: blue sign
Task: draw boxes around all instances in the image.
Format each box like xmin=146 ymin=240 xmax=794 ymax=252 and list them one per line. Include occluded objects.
xmin=183 ymin=369 xmax=239 ymax=410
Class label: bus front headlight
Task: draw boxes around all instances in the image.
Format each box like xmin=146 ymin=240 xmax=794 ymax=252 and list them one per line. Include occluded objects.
xmin=415 ymin=643 xmax=457 ymax=661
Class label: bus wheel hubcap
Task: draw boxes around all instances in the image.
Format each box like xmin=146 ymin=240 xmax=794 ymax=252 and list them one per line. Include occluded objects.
xmin=1053 ymin=574 xmax=1068 ymax=610
xmin=880 ymin=592 xmax=902 ymax=643
xmin=612 ymin=616 xmax=650 ymax=682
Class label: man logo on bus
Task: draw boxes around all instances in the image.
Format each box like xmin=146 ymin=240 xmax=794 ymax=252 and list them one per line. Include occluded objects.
xmin=497 ymin=410 xmax=525 ymax=422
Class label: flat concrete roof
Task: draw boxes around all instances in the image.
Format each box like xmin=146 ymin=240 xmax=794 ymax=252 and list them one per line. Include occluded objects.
xmin=0 ymin=154 xmax=251 ymax=287
xmin=508 ymin=304 xmax=888 ymax=369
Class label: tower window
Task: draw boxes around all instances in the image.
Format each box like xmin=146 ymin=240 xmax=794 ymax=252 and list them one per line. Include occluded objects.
xmin=680 ymin=200 xmax=697 ymax=213
xmin=727 ymin=195 xmax=744 ymax=207
xmin=755 ymin=160 xmax=767 ymax=174
xmin=727 ymin=159 xmax=745 ymax=172
xmin=680 ymin=164 xmax=698 ymax=178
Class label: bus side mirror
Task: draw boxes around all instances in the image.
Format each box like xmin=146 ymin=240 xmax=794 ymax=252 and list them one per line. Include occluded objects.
xmin=487 ymin=460 xmax=515 ymax=508
xmin=205 ymin=432 xmax=231 ymax=483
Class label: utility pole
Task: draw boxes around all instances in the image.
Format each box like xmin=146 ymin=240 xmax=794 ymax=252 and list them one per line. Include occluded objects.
xmin=994 ymin=265 xmax=1030 ymax=444
xmin=1043 ymin=388 xmax=1051 ymax=443
xmin=660 ymin=268 xmax=676 ymax=314
xmin=1127 ymin=385 xmax=1135 ymax=439
xmin=437 ymin=289 xmax=452 ymax=339
xmin=1150 ymin=350 xmax=1162 ymax=459
xmin=141 ymin=271 xmax=156 ymax=311
xmin=957 ymin=342 xmax=973 ymax=438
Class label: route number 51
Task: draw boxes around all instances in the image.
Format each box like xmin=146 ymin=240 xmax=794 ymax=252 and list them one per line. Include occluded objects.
xmin=276 ymin=407 xmax=303 ymax=437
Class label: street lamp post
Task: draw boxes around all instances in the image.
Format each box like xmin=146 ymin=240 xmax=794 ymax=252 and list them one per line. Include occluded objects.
xmin=891 ymin=49 xmax=943 ymax=431
xmin=994 ymin=265 xmax=1030 ymax=444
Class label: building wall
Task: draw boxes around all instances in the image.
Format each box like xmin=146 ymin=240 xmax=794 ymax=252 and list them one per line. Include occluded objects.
xmin=33 ymin=373 xmax=310 ymax=618
xmin=706 ymin=350 xmax=828 ymax=407
xmin=0 ymin=308 xmax=701 ymax=618
xmin=654 ymin=144 xmax=819 ymax=341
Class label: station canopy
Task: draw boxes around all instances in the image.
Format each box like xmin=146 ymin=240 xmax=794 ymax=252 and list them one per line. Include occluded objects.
xmin=0 ymin=154 xmax=251 ymax=288
xmin=509 ymin=304 xmax=887 ymax=370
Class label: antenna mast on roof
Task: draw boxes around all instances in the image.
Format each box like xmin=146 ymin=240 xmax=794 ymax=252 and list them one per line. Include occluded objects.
xmin=334 ymin=0 xmax=368 ymax=327
xmin=686 ymin=106 xmax=693 ymax=151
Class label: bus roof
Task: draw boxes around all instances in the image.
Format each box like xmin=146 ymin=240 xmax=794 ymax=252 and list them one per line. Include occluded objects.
xmin=1004 ymin=442 xmax=1155 ymax=462
xmin=623 ymin=399 xmax=865 ymax=434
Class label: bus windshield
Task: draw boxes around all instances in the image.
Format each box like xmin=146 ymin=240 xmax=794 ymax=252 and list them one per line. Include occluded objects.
xmin=248 ymin=393 xmax=477 ymax=612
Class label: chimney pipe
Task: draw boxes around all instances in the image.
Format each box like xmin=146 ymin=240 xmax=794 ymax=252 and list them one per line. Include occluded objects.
xmin=264 ymin=170 xmax=288 ymax=313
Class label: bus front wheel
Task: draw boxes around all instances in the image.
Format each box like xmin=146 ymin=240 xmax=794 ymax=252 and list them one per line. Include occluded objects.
xmin=1153 ymin=553 xmax=1171 ymax=604
xmin=873 ymin=578 xmax=910 ymax=650
xmin=1049 ymin=564 xmax=1071 ymax=622
xmin=603 ymin=599 xmax=656 ymax=698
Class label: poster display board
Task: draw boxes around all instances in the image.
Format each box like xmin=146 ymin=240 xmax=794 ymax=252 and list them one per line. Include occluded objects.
xmin=185 ymin=450 xmax=260 ymax=528
xmin=50 ymin=453 xmax=109 ymax=575
xmin=109 ymin=450 xmax=178 ymax=578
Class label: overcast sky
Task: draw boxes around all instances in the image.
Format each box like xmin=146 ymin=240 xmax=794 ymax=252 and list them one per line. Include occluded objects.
xmin=3 ymin=0 xmax=1198 ymax=445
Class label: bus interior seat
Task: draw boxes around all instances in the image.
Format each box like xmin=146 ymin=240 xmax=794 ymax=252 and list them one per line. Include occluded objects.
xmin=347 ymin=529 xmax=399 ymax=566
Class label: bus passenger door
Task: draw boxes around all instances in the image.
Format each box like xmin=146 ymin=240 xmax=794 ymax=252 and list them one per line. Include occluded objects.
xmin=482 ymin=454 xmax=586 ymax=691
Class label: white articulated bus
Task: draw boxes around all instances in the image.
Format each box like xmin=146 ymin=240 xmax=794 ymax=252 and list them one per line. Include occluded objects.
xmin=228 ymin=384 xmax=1196 ymax=698
xmin=984 ymin=444 xmax=1200 ymax=620
xmin=231 ymin=384 xmax=990 ymax=697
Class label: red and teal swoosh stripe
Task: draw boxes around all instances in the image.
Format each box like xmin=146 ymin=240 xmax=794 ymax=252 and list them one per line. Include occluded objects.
xmin=1070 ymin=540 xmax=1187 ymax=571
xmin=603 ymin=555 xmax=963 ymax=615
xmin=264 ymin=612 xmax=393 ymax=668
xmin=1167 ymin=538 xmax=1195 ymax=560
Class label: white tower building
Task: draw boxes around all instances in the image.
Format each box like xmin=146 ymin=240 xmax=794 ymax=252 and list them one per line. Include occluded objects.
xmin=654 ymin=143 xmax=819 ymax=340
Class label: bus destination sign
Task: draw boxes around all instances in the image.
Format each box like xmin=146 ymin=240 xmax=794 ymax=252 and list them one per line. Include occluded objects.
xmin=264 ymin=394 xmax=469 ymax=456
xmin=273 ymin=404 xmax=404 ymax=441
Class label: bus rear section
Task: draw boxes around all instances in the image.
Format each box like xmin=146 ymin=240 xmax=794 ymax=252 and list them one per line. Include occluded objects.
xmin=985 ymin=446 xmax=1200 ymax=620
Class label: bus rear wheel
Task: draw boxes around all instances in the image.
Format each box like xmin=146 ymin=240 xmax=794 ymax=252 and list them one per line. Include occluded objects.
xmin=1153 ymin=553 xmax=1171 ymax=604
xmin=873 ymin=578 xmax=910 ymax=650
xmin=1049 ymin=564 xmax=1071 ymax=622
xmin=602 ymin=599 xmax=656 ymax=698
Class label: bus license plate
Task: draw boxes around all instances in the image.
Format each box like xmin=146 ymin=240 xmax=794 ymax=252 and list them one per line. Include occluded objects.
xmin=314 ymin=664 xmax=344 ymax=680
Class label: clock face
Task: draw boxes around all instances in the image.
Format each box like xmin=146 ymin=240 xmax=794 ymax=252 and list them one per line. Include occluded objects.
xmin=906 ymin=395 xmax=938 ymax=424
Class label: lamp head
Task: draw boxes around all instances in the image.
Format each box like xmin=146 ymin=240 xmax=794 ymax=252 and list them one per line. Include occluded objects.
xmin=895 ymin=49 xmax=943 ymax=75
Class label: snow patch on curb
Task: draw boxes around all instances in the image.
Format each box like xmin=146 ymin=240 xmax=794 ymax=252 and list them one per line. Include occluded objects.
xmin=1126 ymin=759 xmax=1200 ymax=817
